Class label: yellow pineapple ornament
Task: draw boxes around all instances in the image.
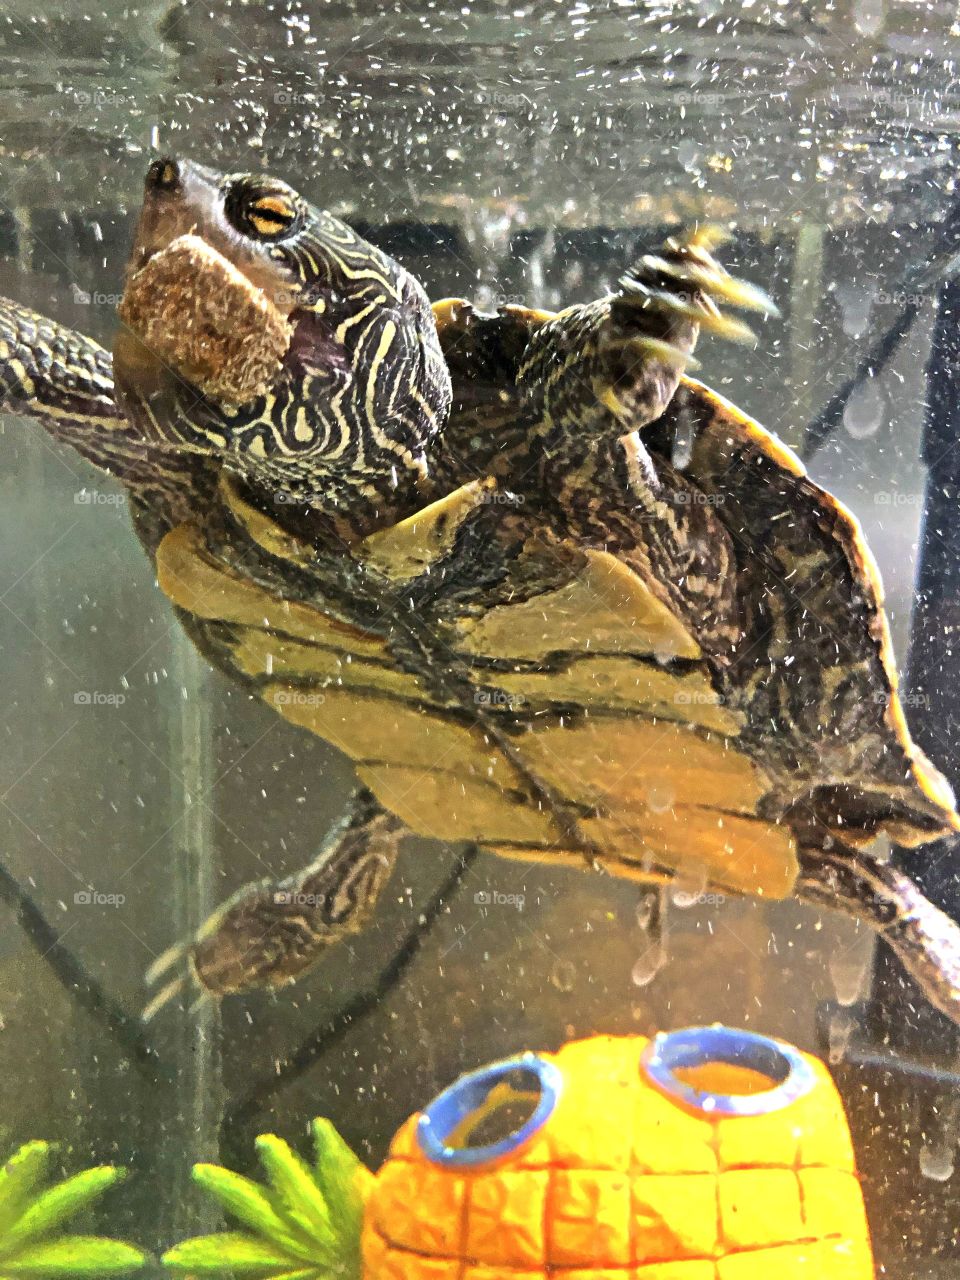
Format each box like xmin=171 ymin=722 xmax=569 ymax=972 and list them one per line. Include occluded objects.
xmin=164 ymin=1026 xmax=875 ymax=1279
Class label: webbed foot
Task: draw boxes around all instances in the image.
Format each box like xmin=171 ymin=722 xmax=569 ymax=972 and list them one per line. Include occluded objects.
xmin=143 ymin=788 xmax=403 ymax=1017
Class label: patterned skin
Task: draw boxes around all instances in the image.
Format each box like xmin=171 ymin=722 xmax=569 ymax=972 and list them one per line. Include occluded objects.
xmin=361 ymin=1034 xmax=874 ymax=1280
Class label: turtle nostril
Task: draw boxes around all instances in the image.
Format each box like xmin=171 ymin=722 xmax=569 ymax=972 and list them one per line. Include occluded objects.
xmin=146 ymin=158 xmax=181 ymax=193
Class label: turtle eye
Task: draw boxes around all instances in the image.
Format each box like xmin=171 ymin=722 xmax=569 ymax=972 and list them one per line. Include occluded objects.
xmin=641 ymin=1026 xmax=817 ymax=1117
xmin=226 ymin=182 xmax=304 ymax=242
xmin=417 ymin=1054 xmax=562 ymax=1169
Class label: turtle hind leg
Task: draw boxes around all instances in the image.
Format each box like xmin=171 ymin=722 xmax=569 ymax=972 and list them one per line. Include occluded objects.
xmin=144 ymin=788 xmax=404 ymax=1014
xmin=798 ymin=843 xmax=960 ymax=1028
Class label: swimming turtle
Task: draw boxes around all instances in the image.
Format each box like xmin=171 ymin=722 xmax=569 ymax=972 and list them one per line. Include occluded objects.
xmin=2 ymin=157 xmax=960 ymax=1025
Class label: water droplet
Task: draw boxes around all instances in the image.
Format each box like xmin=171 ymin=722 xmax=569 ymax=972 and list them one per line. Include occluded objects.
xmin=853 ymin=0 xmax=885 ymax=35
xmin=645 ymin=784 xmax=675 ymax=814
xmin=843 ymin=381 xmax=885 ymax=440
xmin=671 ymin=869 xmax=708 ymax=910
xmin=635 ymin=887 xmax=663 ymax=933
xmin=631 ymin=943 xmax=667 ymax=988
xmin=836 ymin=282 xmax=875 ymax=339
xmin=829 ymin=926 xmax=874 ymax=1007
xmin=677 ymin=139 xmax=699 ymax=171
xmin=827 ymin=1007 xmax=856 ymax=1065
xmin=551 ymin=959 xmax=576 ymax=992
xmin=920 ymin=1143 xmax=956 ymax=1182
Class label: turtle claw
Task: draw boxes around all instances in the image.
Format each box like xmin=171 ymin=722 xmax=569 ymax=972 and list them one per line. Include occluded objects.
xmin=144 ymin=938 xmax=191 ymax=987
xmin=143 ymin=933 xmax=209 ymax=1021
xmin=142 ymin=973 xmax=194 ymax=1023
xmin=683 ymin=223 xmax=733 ymax=254
xmin=627 ymin=336 xmax=701 ymax=370
xmin=645 ymin=249 xmax=779 ymax=318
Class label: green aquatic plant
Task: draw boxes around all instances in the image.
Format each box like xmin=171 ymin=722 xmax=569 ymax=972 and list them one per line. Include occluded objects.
xmin=162 ymin=1119 xmax=371 ymax=1279
xmin=0 ymin=1140 xmax=148 ymax=1277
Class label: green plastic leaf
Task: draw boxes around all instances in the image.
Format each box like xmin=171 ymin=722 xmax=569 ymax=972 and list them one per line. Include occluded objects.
xmin=0 ymin=1146 xmax=54 ymax=1237
xmin=309 ymin=1122 xmax=368 ymax=1275
xmin=255 ymin=1137 xmax=333 ymax=1252
xmin=0 ymin=1235 xmax=148 ymax=1276
xmin=255 ymin=1272 xmax=322 ymax=1280
xmin=165 ymin=1124 xmax=368 ymax=1280
xmin=161 ymin=1231 xmax=302 ymax=1276
xmin=311 ymin=1122 xmax=371 ymax=1216
xmin=191 ymin=1165 xmax=311 ymax=1260
xmin=0 ymin=1169 xmax=124 ymax=1258
xmin=0 ymin=1145 xmax=147 ymax=1278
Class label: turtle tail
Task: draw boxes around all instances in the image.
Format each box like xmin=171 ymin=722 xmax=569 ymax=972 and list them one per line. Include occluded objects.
xmin=798 ymin=843 xmax=960 ymax=1026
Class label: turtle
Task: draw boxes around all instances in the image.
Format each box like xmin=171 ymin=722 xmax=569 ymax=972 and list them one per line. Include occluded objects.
xmin=2 ymin=156 xmax=960 ymax=1027
xmin=162 ymin=1027 xmax=875 ymax=1278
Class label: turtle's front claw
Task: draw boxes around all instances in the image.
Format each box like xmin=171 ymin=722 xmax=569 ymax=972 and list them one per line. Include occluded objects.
xmin=614 ymin=227 xmax=778 ymax=361
xmin=142 ymin=943 xmax=208 ymax=1022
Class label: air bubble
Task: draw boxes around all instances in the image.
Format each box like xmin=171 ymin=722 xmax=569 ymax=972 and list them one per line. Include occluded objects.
xmin=671 ymin=868 xmax=708 ymax=909
xmin=843 ymin=381 xmax=885 ymax=440
xmin=631 ymin=943 xmax=667 ymax=988
xmin=645 ymin=784 xmax=675 ymax=814
xmin=920 ymin=1142 xmax=956 ymax=1183
xmin=828 ymin=925 xmax=874 ymax=1007
xmin=827 ymin=1007 xmax=856 ymax=1065
xmin=551 ymin=959 xmax=577 ymax=992
xmin=920 ymin=1097 xmax=960 ymax=1182
xmin=632 ymin=887 xmax=667 ymax=986
xmin=853 ymin=0 xmax=885 ymax=35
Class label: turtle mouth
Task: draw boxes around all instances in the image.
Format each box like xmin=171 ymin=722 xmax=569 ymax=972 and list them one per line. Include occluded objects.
xmin=128 ymin=157 xmax=301 ymax=317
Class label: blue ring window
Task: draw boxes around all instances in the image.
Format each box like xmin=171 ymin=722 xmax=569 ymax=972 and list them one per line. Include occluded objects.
xmin=642 ymin=1026 xmax=817 ymax=1117
xmin=417 ymin=1053 xmax=563 ymax=1168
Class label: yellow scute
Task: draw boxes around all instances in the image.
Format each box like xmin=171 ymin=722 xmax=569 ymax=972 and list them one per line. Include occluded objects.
xmin=457 ymin=549 xmax=702 ymax=662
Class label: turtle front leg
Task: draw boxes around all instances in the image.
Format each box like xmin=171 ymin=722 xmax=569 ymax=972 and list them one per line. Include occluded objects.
xmin=0 ymin=297 xmax=119 ymax=435
xmin=144 ymin=788 xmax=405 ymax=1015
xmin=798 ymin=844 xmax=960 ymax=1027
xmin=519 ymin=228 xmax=774 ymax=457
xmin=0 ymin=295 xmax=188 ymax=485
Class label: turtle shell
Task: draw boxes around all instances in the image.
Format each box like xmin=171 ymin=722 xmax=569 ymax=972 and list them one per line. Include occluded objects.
xmin=360 ymin=1031 xmax=874 ymax=1278
xmin=153 ymin=315 xmax=958 ymax=902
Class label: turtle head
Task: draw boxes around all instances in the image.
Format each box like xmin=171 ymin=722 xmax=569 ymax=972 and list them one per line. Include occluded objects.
xmin=115 ymin=158 xmax=451 ymax=527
